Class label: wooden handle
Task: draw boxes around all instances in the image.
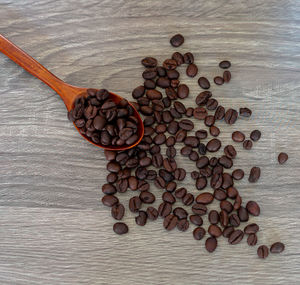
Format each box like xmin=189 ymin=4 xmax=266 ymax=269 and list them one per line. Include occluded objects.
xmin=0 ymin=34 xmax=85 ymax=109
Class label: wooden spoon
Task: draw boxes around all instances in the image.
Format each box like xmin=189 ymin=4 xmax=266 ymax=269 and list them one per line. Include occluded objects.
xmin=0 ymin=34 xmax=144 ymax=151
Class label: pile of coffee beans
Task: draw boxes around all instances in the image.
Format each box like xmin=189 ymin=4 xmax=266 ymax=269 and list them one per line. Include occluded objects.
xmin=101 ymin=34 xmax=286 ymax=259
xmin=68 ymin=89 xmax=139 ymax=147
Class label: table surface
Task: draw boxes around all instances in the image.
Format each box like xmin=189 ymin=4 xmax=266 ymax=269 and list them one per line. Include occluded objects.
xmin=0 ymin=0 xmax=300 ymax=284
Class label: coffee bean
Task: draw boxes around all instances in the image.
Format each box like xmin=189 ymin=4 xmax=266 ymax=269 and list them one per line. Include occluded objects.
xmin=184 ymin=136 xmax=199 ymax=148
xmin=166 ymin=146 xmax=176 ymax=158
xmin=212 ymin=165 xmax=223 ymax=175
xmin=182 ymin=52 xmax=193 ymax=64
xmin=220 ymin=210 xmax=229 ymax=227
xmin=162 ymin=192 xmax=176 ymax=204
xmin=229 ymin=214 xmax=240 ymax=227
xmin=196 ymin=192 xmax=214 ymax=204
xmin=186 ymin=63 xmax=198 ymax=77
xmin=219 ymin=156 xmax=233 ymax=169
xmin=196 ymin=177 xmax=207 ymax=190
xmin=102 ymin=195 xmax=119 ymax=207
xmin=107 ymin=173 xmax=117 ymax=184
xmin=238 ymin=206 xmax=249 ymax=222
xmin=209 ymin=157 xmax=218 ymax=167
xmin=219 ymin=60 xmax=231 ymax=69
xmin=154 ymin=178 xmax=165 ymax=190
xmin=174 ymin=168 xmax=186 ymax=181
xmin=164 ymin=214 xmax=178 ymax=230
xmin=211 ymin=173 xmax=223 ymax=189
xmin=224 ymin=108 xmax=238 ymax=124
xmin=246 ymin=201 xmax=260 ymax=216
xmin=247 ymin=234 xmax=258 ymax=246
xmin=205 ymin=237 xmax=217 ymax=252
xmin=214 ymin=76 xmax=224 ymax=85
xmin=233 ymin=194 xmax=242 ymax=210
xmin=167 ymin=69 xmax=179 ymax=79
xmin=192 ymin=203 xmax=207 ymax=215
xmin=214 ymin=105 xmax=225 ymax=120
xmin=189 ymin=215 xmax=203 ymax=226
xmin=159 ymin=169 xmax=174 ymax=183
xmin=248 ymin=166 xmax=261 ymax=183
xmin=206 ymin=139 xmax=221 ymax=152
xmin=141 ymin=57 xmax=157 ymax=68
xmin=158 ymin=202 xmax=172 ymax=217
xmin=113 ymin=222 xmax=128 ymax=235
xmin=153 ymin=133 xmax=166 ymax=145
xmin=182 ymin=193 xmax=194 ymax=206
xmin=214 ymin=189 xmax=227 ymax=201
xmin=163 ymin=158 xmax=177 ymax=172
xmin=232 ymin=131 xmax=245 ymax=142
xmin=172 ymin=52 xmax=184 ymax=65
xmin=224 ymin=145 xmax=237 ymax=159
xmin=136 ymin=167 xmax=148 ymax=180
xmin=243 ymin=140 xmax=253 ymax=150
xmin=177 ymin=84 xmax=189 ymax=99
xmin=163 ymin=59 xmax=177 ymax=70
xmin=129 ymin=196 xmax=142 ymax=212
xmin=239 ymin=107 xmax=252 ymax=117
xmin=104 ymin=150 xmax=117 ymax=161
xmin=139 ymin=191 xmax=155 ymax=204
xmin=223 ymin=71 xmax=231 ymax=83
xmin=193 ymin=227 xmax=206 ymax=240
xmin=171 ymin=79 xmax=180 ymax=88
xmin=226 ymin=186 xmax=238 ymax=199
xmin=195 ymin=129 xmax=208 ymax=139
xmin=196 ymin=91 xmax=212 ymax=106
xmin=111 ymin=203 xmax=125 ymax=220
xmin=250 ymin=130 xmax=261 ymax=141
xmin=132 ymin=86 xmax=145 ymax=99
xmin=257 ymin=245 xmax=269 ymax=259
xmin=170 ymin=34 xmax=184 ymax=47
xmin=174 ymin=101 xmax=186 ymax=114
xmin=166 ymin=181 xmax=177 ymax=192
xmin=232 ymin=169 xmax=244 ymax=180
xmin=173 ymin=207 xmax=188 ymax=220
xmin=228 ymin=230 xmax=244 ymax=245
xmin=179 ymin=119 xmax=194 ymax=131
xmin=175 ymin=187 xmax=187 ymax=199
xmin=170 ymin=107 xmax=182 ymax=119
xmin=223 ymin=226 xmax=234 ymax=238
xmin=102 ymin=183 xmax=117 ymax=195
xmin=186 ymin=107 xmax=194 ymax=117
xmin=208 ymin=210 xmax=220 ymax=225
xmin=196 ymin=156 xmax=209 ymax=169
xmin=135 ymin=210 xmax=147 ymax=226
xmin=177 ymin=219 xmax=189 ymax=231
xmin=146 ymin=207 xmax=158 ymax=221
xmin=142 ymin=68 xmax=157 ymax=80
xmin=146 ymin=170 xmax=157 ymax=180
xmin=181 ymin=146 xmax=192 ymax=157
xmin=208 ymin=225 xmax=222 ymax=237
xmin=244 ymin=223 xmax=259 ymax=234
xmin=189 ymin=151 xmax=199 ymax=161
xmin=278 ymin=152 xmax=288 ymax=164
xmin=198 ymin=77 xmax=210 ymax=89
xmin=156 ymin=77 xmax=170 ymax=88
xmin=193 ymin=107 xmax=207 ymax=120
xmin=210 ymin=126 xmax=220 ymax=137
xmin=220 ymin=200 xmax=233 ymax=213
xmin=270 ymin=242 xmax=285 ymax=253
xmin=204 ymin=115 xmax=215 ymax=127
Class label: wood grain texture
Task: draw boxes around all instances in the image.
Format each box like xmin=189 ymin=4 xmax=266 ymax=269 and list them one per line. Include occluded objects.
xmin=0 ymin=0 xmax=300 ymax=284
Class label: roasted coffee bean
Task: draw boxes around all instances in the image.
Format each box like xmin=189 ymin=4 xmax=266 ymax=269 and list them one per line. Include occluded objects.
xmin=189 ymin=151 xmax=199 ymax=161
xmin=162 ymin=110 xmax=173 ymax=123
xmin=165 ymin=87 xmax=178 ymax=100
xmin=211 ymin=173 xmax=223 ymax=189
xmin=159 ymin=169 xmax=174 ymax=183
xmin=257 ymin=245 xmax=269 ymax=259
xmin=111 ymin=203 xmax=125 ymax=220
xmin=278 ymin=152 xmax=288 ymax=164
xmin=135 ymin=210 xmax=147 ymax=226
xmin=209 ymin=157 xmax=218 ymax=167
xmin=239 ymin=107 xmax=252 ymax=117
xmin=146 ymin=89 xmax=162 ymax=100
xmin=156 ymin=77 xmax=170 ymax=88
xmin=193 ymin=227 xmax=206 ymax=240
xmin=243 ymin=139 xmax=253 ymax=150
xmin=196 ymin=177 xmax=207 ymax=190
xmin=93 ymin=116 xmax=106 ymax=130
xmin=150 ymin=145 xmax=161 ymax=155
xmin=171 ymin=79 xmax=180 ymax=88
xmin=172 ymin=52 xmax=184 ymax=65
xmin=214 ymin=189 xmax=227 ymax=201
xmin=181 ymin=146 xmax=192 ymax=156
xmin=170 ymin=34 xmax=184 ymax=47
xmin=129 ymin=196 xmax=142 ymax=213
xmin=250 ymin=130 xmax=261 ymax=141
xmin=153 ymin=133 xmax=166 ymax=145
xmin=164 ymin=214 xmax=178 ymax=230
xmin=206 ymin=139 xmax=221 ymax=152
xmin=196 ymin=91 xmax=212 ymax=106
xmin=102 ymin=195 xmax=119 ymax=207
xmin=163 ymin=158 xmax=177 ymax=172
xmin=244 ymin=223 xmax=259 ymax=234
xmin=106 ymin=173 xmax=118 ymax=184
xmin=163 ymin=59 xmax=177 ymax=70
xmin=186 ymin=63 xmax=198 ymax=77
xmin=183 ymin=52 xmax=194 ymax=64
xmin=128 ymin=176 xmax=138 ymax=191
xmin=224 ymin=108 xmax=238 ymax=124
xmin=173 ymin=207 xmax=188 ymax=220
xmin=195 ymin=131 xmax=207 ymax=141
xmin=167 ymin=69 xmax=179 ymax=79
xmin=232 ymin=169 xmax=244 ymax=180
xmin=113 ymin=222 xmax=128 ymax=235
xmin=141 ymin=57 xmax=157 ymax=68
xmin=189 ymin=215 xmax=203 ymax=226
xmin=142 ymin=68 xmax=157 ymax=80
xmin=158 ymin=202 xmax=172 ymax=217
xmin=146 ymin=207 xmax=159 ymax=221
xmin=168 ymin=121 xmax=179 ymax=135
xmin=196 ymin=156 xmax=209 ymax=169
xmin=136 ymin=167 xmax=148 ymax=180
xmin=238 ymin=206 xmax=249 ymax=222
xmin=222 ymin=173 xmax=233 ymax=189
xmin=174 ymin=168 xmax=186 ymax=181
xmin=212 ymin=165 xmax=223 ymax=176
xmin=175 ymin=187 xmax=187 ymax=199
xmin=179 ymin=119 xmax=194 ymax=131
xmin=146 ymin=170 xmax=157 ymax=180
xmin=209 ymin=210 xmax=220 ymax=225
xmin=246 ymin=201 xmax=260 ymax=216
xmin=199 ymin=166 xmax=212 ymax=178
xmin=198 ymin=77 xmax=210 ymax=89
xmin=232 ymin=131 xmax=245 ymax=142
xmin=182 ymin=193 xmax=194 ymax=206
xmin=162 ymin=192 xmax=176 ymax=204
xmin=170 ymin=108 xmax=182 ymax=119
xmin=162 ymin=97 xmax=171 ymax=109
xmin=165 ymin=181 xmax=177 ymax=192
xmin=192 ymin=203 xmax=207 ymax=215
xmin=220 ymin=200 xmax=233 ymax=213
xmin=157 ymin=66 xmax=166 ymax=77
xmin=210 ymin=126 xmax=220 ymax=137
xmin=228 ymin=230 xmax=244 ymax=245
xmin=102 ymin=183 xmax=117 ymax=195
xmin=174 ymin=101 xmax=186 ymax=114
xmin=248 ymin=166 xmax=261 ymax=183
xmin=152 ymin=153 xmax=163 ymax=168
xmin=206 ymin=98 xmax=218 ymax=111
xmin=193 ymin=107 xmax=207 ymax=120
xmin=229 ymin=214 xmax=240 ymax=227
xmin=247 ymin=234 xmax=258 ymax=246
xmin=219 ymin=60 xmax=231 ymax=69
xmin=233 ymin=194 xmax=242 ymax=210
xmin=208 ymin=225 xmax=222 ymax=237
xmin=116 ymin=179 xmax=129 ymax=193
xmin=191 ymin=171 xmax=200 ymax=180
xmin=205 ymin=237 xmax=217 ymax=252
xmin=166 ymin=146 xmax=176 ymax=158
xmin=223 ymin=226 xmax=234 ymax=238
xmin=204 ymin=115 xmax=215 ymax=127
xmin=139 ymin=191 xmax=155 ymax=204
xmin=104 ymin=150 xmax=117 ymax=161
xmin=166 ymin=136 xmax=176 ymax=147
xmin=223 ymin=71 xmax=231 ymax=83
xmin=214 ymin=105 xmax=225 ymax=120
xmin=214 ymin=76 xmax=224 ymax=85
xmin=227 ymin=186 xmax=238 ymax=199
xmin=185 ymin=107 xmax=194 ymax=117
xmin=219 ymin=156 xmax=233 ymax=169
xmin=184 ymin=136 xmax=199 ymax=147
xmin=143 ymin=116 xmax=155 ymax=126
xmin=224 ymin=145 xmax=237 ymax=159
xmin=177 ymin=219 xmax=189 ymax=231
xmin=220 ymin=210 xmax=229 ymax=227
xmin=139 ymin=157 xmax=152 ymax=167
xmin=155 ymin=124 xmax=167 ymax=134
xmin=270 ymin=242 xmax=285 ymax=253
xmin=196 ymin=192 xmax=214 ymax=204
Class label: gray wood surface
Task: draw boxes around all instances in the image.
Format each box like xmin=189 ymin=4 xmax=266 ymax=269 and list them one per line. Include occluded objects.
xmin=0 ymin=0 xmax=300 ymax=284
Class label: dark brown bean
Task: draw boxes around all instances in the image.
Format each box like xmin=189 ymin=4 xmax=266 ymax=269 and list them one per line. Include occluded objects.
xmin=247 ymin=234 xmax=258 ymax=246
xmin=193 ymin=227 xmax=206 ymax=240
xmin=111 ymin=203 xmax=125 ymax=220
xmin=214 ymin=105 xmax=225 ymax=120
xmin=244 ymin=223 xmax=259 ymax=234
xmin=210 ymin=126 xmax=220 ymax=137
xmin=175 ymin=187 xmax=187 ymax=199
xmin=141 ymin=57 xmax=157 ymax=68
xmin=223 ymin=70 xmax=231 ymax=83
xmin=170 ymin=34 xmax=184 ymax=47
xmin=102 ymin=195 xmax=119 ymax=207
xmin=198 ymin=77 xmax=210 ymax=89
xmin=248 ymin=166 xmax=261 ymax=183
xmin=220 ymin=210 xmax=229 ymax=228
xmin=224 ymin=145 xmax=237 ymax=159
xmin=228 ymin=230 xmax=244 ymax=245
xmin=278 ymin=152 xmax=288 ymax=164
xmin=182 ymin=193 xmax=194 ymax=206
xmin=232 ymin=169 xmax=244 ymax=180
xmin=129 ymin=196 xmax=142 ymax=212
xmin=257 ymin=245 xmax=269 ymax=259
xmin=196 ymin=192 xmax=214 ymax=204
xmin=243 ymin=140 xmax=253 ymax=150
xmin=270 ymin=242 xmax=285 ymax=253
xmin=183 ymin=52 xmax=194 ymax=64
xmin=135 ymin=210 xmax=147 ymax=226
xmin=196 ymin=91 xmax=212 ymax=106
xmin=238 ymin=206 xmax=249 ymax=222
xmin=246 ymin=201 xmax=260 ymax=216
xmin=113 ymin=222 xmax=128 ymax=235
xmin=163 ymin=214 xmax=178 ymax=230
xmin=186 ymin=63 xmax=198 ymax=77
xmin=163 ymin=59 xmax=177 ymax=70
xmin=229 ymin=214 xmax=240 ymax=227
xmin=206 ymin=139 xmax=221 ymax=152
xmin=192 ymin=203 xmax=207 ymax=215
xmin=189 ymin=215 xmax=203 ymax=226
xmin=146 ymin=207 xmax=159 ymax=220
xmin=158 ymin=202 xmax=172 ymax=217
xmin=250 ymin=130 xmax=261 ymax=141
xmin=193 ymin=107 xmax=207 ymax=120
xmin=139 ymin=191 xmax=155 ymax=204
xmin=205 ymin=237 xmax=217 ymax=252
xmin=195 ymin=129 xmax=208 ymax=139
xmin=208 ymin=210 xmax=220 ymax=225
xmin=208 ymin=225 xmax=222 ymax=237
xmin=224 ymin=108 xmax=238 ymax=124
xmin=239 ymin=107 xmax=252 ymax=117
xmin=223 ymin=226 xmax=234 ymax=238
xmin=232 ymin=131 xmax=245 ymax=142
xmin=172 ymin=52 xmax=184 ymax=65
xmin=177 ymin=84 xmax=189 ymax=99
xmin=219 ymin=60 xmax=231 ymax=69
xmin=214 ymin=76 xmax=224 ymax=85
xmin=177 ymin=219 xmax=189 ymax=231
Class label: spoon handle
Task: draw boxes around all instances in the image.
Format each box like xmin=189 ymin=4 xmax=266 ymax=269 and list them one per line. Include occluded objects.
xmin=0 ymin=34 xmax=85 ymax=109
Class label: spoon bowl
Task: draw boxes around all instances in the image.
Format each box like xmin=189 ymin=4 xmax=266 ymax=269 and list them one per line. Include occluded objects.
xmin=0 ymin=34 xmax=144 ymax=151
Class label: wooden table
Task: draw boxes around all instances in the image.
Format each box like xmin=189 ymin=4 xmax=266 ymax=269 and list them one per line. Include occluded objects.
xmin=0 ymin=1 xmax=299 ymax=284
